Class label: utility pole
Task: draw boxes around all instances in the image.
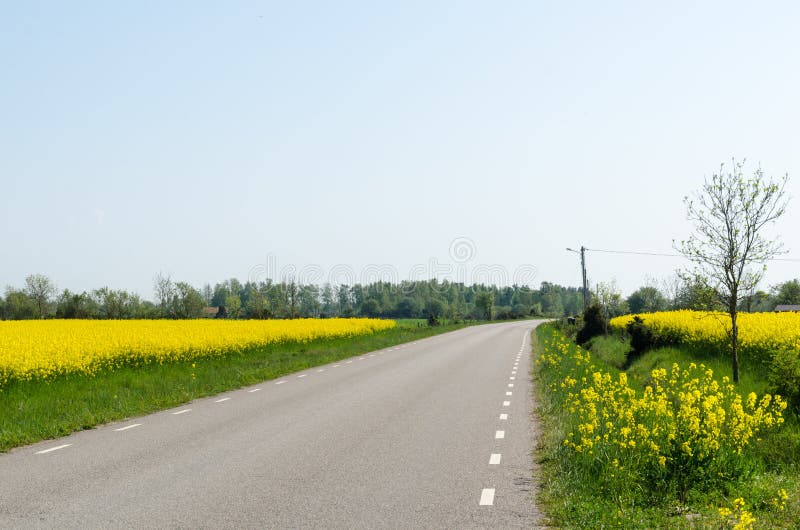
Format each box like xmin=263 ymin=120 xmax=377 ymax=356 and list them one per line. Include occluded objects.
xmin=566 ymin=246 xmax=590 ymax=312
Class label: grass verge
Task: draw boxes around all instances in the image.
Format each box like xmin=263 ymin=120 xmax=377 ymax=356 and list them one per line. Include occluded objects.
xmin=532 ymin=323 xmax=800 ymax=529
xmin=0 ymin=321 xmax=470 ymax=453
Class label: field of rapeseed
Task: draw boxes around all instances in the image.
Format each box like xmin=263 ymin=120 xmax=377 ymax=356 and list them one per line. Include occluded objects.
xmin=609 ymin=310 xmax=800 ymax=362
xmin=534 ymin=324 xmax=794 ymax=528
xmin=0 ymin=318 xmax=395 ymax=386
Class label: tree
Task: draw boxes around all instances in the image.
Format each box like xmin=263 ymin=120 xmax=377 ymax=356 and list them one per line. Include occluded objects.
xmin=153 ymin=272 xmax=174 ymax=318
xmin=172 ymin=282 xmax=205 ymax=319
xmin=24 ymin=274 xmax=56 ymax=319
xmin=677 ymin=159 xmax=789 ymax=382
xmin=475 ymin=291 xmax=494 ymax=321
xmin=774 ymin=279 xmax=800 ymax=306
xmin=224 ymin=294 xmax=242 ymax=318
xmin=627 ymin=286 xmax=667 ymax=314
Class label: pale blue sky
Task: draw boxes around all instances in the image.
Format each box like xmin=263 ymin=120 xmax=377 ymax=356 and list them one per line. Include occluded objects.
xmin=3 ymin=1 xmax=800 ymax=298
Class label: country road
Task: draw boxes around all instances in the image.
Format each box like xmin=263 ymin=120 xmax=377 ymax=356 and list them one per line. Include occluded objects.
xmin=0 ymin=320 xmax=543 ymax=529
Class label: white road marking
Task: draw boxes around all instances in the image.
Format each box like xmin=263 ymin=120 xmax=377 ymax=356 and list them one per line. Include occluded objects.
xmin=275 ymin=380 xmax=286 ymax=385
xmin=506 ymin=391 xmax=512 ymax=396
xmin=508 ymin=383 xmax=514 ymax=388
xmin=495 ymin=430 xmax=505 ymax=439
xmin=215 ymin=397 xmax=231 ymax=403
xmin=489 ymin=453 xmax=502 ymax=465
xmin=503 ymin=401 xmax=510 ymax=407
xmin=512 ymin=371 xmax=517 ymax=375
xmin=298 ymin=374 xmax=307 ymax=378
xmin=357 ymin=358 xmax=365 ymax=361
xmin=346 ymin=360 xmax=353 ymax=364
xmin=35 ymin=444 xmax=71 ymax=454
xmin=479 ymin=488 xmax=495 ymax=506
xmin=333 ymin=364 xmax=341 ymax=368
xmin=369 ymin=354 xmax=376 ymax=358
xmin=248 ymin=388 xmax=262 ymax=393
xmin=172 ymin=408 xmax=191 ymax=415
xmin=510 ymin=376 xmax=515 ymax=380
xmin=114 ymin=423 xmax=142 ymax=432
xmin=316 ymin=369 xmax=325 ymax=372
xmin=499 ymin=413 xmax=508 ymax=420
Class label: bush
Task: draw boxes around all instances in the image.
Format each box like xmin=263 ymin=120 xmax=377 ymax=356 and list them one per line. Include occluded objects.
xmin=624 ymin=316 xmax=659 ymax=367
xmin=576 ymin=304 xmax=605 ymax=345
xmin=769 ymin=349 xmax=800 ymax=413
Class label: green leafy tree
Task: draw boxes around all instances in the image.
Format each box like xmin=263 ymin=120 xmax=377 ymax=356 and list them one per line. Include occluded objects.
xmin=774 ymin=279 xmax=800 ymax=305
xmin=627 ymin=286 xmax=667 ymax=314
xmin=677 ymin=159 xmax=789 ymax=383
xmin=475 ymin=291 xmax=494 ymax=321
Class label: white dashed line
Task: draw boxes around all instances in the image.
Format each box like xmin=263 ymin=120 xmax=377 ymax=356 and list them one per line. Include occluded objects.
xmin=248 ymin=388 xmax=261 ymax=393
xmin=316 ymin=369 xmax=325 ymax=373
xmin=215 ymin=397 xmax=231 ymax=403
xmin=506 ymin=391 xmax=512 ymax=396
xmin=114 ymin=423 xmax=142 ymax=432
xmin=489 ymin=453 xmax=502 ymax=465
xmin=333 ymin=364 xmax=341 ymax=368
xmin=503 ymin=401 xmax=510 ymax=407
xmin=499 ymin=413 xmax=508 ymax=420
xmin=172 ymin=408 xmax=191 ymax=415
xmin=510 ymin=377 xmax=515 ymax=380
xmin=479 ymin=488 xmax=495 ymax=506
xmin=298 ymin=374 xmax=307 ymax=378
xmin=508 ymin=383 xmax=514 ymax=388
xmin=495 ymin=430 xmax=505 ymax=439
xmin=346 ymin=361 xmax=353 ymax=364
xmin=35 ymin=444 xmax=71 ymax=454
xmin=512 ymin=371 xmax=517 ymax=375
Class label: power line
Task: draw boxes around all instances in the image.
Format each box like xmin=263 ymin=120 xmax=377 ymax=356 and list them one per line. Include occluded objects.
xmin=584 ymin=248 xmax=800 ymax=262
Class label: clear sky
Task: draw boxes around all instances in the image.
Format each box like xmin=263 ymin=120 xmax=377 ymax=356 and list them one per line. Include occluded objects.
xmin=3 ymin=1 xmax=800 ymax=299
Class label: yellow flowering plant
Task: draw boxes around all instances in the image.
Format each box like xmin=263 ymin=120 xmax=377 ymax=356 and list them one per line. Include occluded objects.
xmin=536 ymin=327 xmax=787 ymax=504
xmin=0 ymin=318 xmax=395 ymax=387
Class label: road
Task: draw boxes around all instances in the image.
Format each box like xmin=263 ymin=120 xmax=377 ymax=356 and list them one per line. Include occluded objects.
xmin=0 ymin=321 xmax=543 ymax=529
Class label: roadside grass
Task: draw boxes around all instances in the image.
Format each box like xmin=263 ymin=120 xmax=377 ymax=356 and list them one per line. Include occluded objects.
xmin=533 ymin=324 xmax=800 ymax=529
xmin=0 ymin=320 xmax=470 ymax=453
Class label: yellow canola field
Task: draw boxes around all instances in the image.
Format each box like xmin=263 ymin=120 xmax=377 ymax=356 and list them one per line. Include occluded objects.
xmin=610 ymin=310 xmax=800 ymax=359
xmin=0 ymin=318 xmax=395 ymax=386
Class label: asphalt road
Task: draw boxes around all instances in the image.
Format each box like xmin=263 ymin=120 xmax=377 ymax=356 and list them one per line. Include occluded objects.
xmin=0 ymin=321 xmax=543 ymax=529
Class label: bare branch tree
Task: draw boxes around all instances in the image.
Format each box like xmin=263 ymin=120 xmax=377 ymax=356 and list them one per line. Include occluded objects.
xmin=24 ymin=274 xmax=56 ymax=319
xmin=676 ymin=159 xmax=789 ymax=382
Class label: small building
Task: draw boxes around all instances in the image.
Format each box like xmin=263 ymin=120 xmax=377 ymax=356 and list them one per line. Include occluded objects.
xmin=202 ymin=306 xmax=220 ymax=318
xmin=774 ymin=304 xmax=800 ymax=312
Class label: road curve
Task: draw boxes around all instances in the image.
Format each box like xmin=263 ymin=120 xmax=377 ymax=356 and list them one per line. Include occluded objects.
xmin=0 ymin=320 xmax=543 ymax=529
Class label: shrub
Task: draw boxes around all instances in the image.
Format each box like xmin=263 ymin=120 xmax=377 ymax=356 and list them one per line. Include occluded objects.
xmin=576 ymin=304 xmax=605 ymax=345
xmin=624 ymin=316 xmax=659 ymax=367
xmin=769 ymin=349 xmax=800 ymax=413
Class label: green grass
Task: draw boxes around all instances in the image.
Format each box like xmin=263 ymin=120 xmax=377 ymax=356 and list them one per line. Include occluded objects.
xmin=533 ymin=325 xmax=800 ymax=529
xmin=0 ymin=320 xmax=471 ymax=453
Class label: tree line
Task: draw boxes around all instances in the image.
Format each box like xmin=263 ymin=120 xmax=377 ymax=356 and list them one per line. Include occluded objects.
xmin=0 ymin=273 xmax=585 ymax=321
xmin=588 ymin=275 xmax=800 ymax=320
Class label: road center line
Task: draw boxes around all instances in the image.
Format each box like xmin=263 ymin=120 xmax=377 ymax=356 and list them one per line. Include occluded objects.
xmin=495 ymin=430 xmax=505 ymax=439
xmin=499 ymin=413 xmax=508 ymax=420
xmin=114 ymin=423 xmax=142 ymax=432
xmin=503 ymin=401 xmax=510 ymax=407
xmin=508 ymin=383 xmax=514 ymax=387
xmin=275 ymin=380 xmax=286 ymax=385
xmin=346 ymin=360 xmax=353 ymax=364
xmin=248 ymin=388 xmax=261 ymax=393
xmin=298 ymin=374 xmax=307 ymax=378
xmin=510 ymin=376 xmax=515 ymax=380
xmin=35 ymin=444 xmax=71 ymax=454
xmin=479 ymin=488 xmax=495 ymax=506
xmin=316 ymin=369 xmax=325 ymax=372
xmin=489 ymin=453 xmax=502 ymax=465
xmin=215 ymin=397 xmax=231 ymax=403
xmin=172 ymin=408 xmax=191 ymax=415
xmin=506 ymin=391 xmax=512 ymax=396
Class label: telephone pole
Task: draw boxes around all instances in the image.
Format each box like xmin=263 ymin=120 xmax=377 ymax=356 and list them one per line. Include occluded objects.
xmin=566 ymin=246 xmax=589 ymax=312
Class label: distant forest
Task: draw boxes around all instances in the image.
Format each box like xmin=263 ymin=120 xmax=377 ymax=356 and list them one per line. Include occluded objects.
xmin=0 ymin=274 xmax=584 ymax=321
